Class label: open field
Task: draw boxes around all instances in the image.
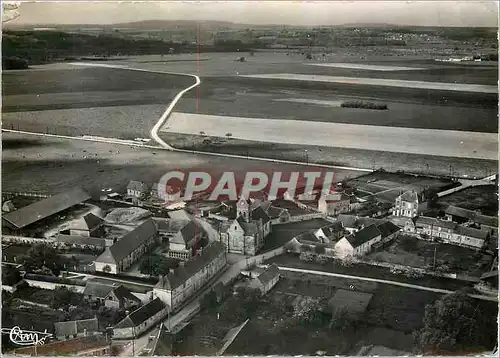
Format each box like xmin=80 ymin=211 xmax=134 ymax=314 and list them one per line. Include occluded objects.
xmin=1 ymin=132 xmax=362 ymax=193
xmin=162 ymin=112 xmax=497 ymax=160
xmin=438 ymin=185 xmax=498 ymax=216
xmin=159 ymin=132 xmax=497 ymax=178
xmin=241 ymin=73 xmax=497 ymax=93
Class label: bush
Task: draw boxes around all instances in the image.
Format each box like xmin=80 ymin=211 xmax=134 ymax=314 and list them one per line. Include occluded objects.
xmin=341 ymin=101 xmax=388 ymax=110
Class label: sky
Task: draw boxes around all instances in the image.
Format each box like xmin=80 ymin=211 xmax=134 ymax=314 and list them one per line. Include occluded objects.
xmin=5 ymin=1 xmax=499 ymax=27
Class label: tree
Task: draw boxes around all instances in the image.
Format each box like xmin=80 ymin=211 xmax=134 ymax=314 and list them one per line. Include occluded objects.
xmin=50 ymin=286 xmax=81 ymax=310
xmin=20 ymin=244 xmax=64 ymax=276
xmin=139 ymin=255 xmax=171 ymax=276
xmin=200 ymin=289 xmax=219 ymax=310
xmin=1 ymin=265 xmax=21 ymax=286
xmin=414 ymin=290 xmax=495 ymax=355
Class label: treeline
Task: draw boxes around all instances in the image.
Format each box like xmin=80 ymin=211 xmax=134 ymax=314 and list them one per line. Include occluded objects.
xmin=2 ymin=30 xmax=266 ymax=68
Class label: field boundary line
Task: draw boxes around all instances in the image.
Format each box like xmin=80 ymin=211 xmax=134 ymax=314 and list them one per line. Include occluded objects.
xmin=275 ymin=266 xmax=497 ymax=302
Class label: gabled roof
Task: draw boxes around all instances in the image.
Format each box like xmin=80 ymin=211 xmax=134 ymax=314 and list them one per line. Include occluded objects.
xmin=2 ymin=188 xmax=91 ymax=229
xmin=111 ymin=285 xmax=142 ymax=303
xmin=153 ymin=218 xmax=189 ymax=233
xmin=180 ymin=220 xmax=205 ymax=243
xmin=444 ymin=206 xmax=498 ymax=227
xmin=256 ymin=264 xmax=280 ymax=286
xmin=376 ymin=221 xmax=400 ymax=239
xmin=480 ymin=270 xmax=498 ymax=280
xmin=237 ymin=217 xmax=258 ymax=236
xmin=315 ymin=222 xmax=344 ymax=239
xmin=114 ymin=298 xmax=166 ymax=329
xmin=345 ymin=224 xmax=381 ymax=248
xmin=416 ymin=216 xmax=457 ymax=230
xmin=96 ymin=219 xmax=157 ymax=264
xmin=266 ymin=206 xmax=288 ymax=219
xmin=397 ymin=190 xmax=418 ymax=203
xmin=251 ymin=206 xmax=271 ymax=225
xmin=83 ymin=281 xmax=115 ymax=298
xmin=473 ymin=214 xmax=498 ymax=228
xmin=156 ymin=241 xmax=225 ymax=291
xmin=127 ymin=180 xmax=148 ymax=192
xmin=54 ymin=234 xmax=107 ymax=247
xmin=69 ymin=213 xmax=104 ymax=232
xmin=54 ymin=318 xmax=98 ymax=337
xmin=337 ymin=214 xmax=385 ymax=230
xmin=456 ymin=225 xmax=489 ymax=240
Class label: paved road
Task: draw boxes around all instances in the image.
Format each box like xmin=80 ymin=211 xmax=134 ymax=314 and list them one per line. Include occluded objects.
xmin=438 ymin=175 xmax=497 ymax=198
xmin=272 ymin=265 xmax=498 ymax=302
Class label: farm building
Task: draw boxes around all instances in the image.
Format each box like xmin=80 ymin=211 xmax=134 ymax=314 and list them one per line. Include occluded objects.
xmin=113 ymin=298 xmax=169 ymax=339
xmin=334 ymin=224 xmax=382 ymax=258
xmin=68 ymin=213 xmax=105 ymax=237
xmin=94 ymin=219 xmax=159 ymax=274
xmin=248 ymin=264 xmax=280 ymax=295
xmin=54 ymin=318 xmax=99 ymax=341
xmin=153 ymin=241 xmax=226 ymax=311
xmin=2 ymin=188 xmax=91 ymax=232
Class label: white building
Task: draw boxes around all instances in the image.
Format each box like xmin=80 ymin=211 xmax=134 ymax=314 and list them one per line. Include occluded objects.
xmin=392 ymin=191 xmax=421 ymax=218
xmin=334 ymin=224 xmax=382 ymax=259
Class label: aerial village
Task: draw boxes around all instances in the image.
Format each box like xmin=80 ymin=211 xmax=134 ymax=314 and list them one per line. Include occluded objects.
xmin=1 ymin=171 xmax=498 ymax=356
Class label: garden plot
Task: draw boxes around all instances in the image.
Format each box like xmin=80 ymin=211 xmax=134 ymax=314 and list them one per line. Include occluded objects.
xmin=368 ymin=235 xmax=491 ymax=276
xmin=163 ymin=112 xmax=498 ymax=160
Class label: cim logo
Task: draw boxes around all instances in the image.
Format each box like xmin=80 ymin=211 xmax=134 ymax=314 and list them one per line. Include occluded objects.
xmin=157 ymin=168 xmax=342 ymax=202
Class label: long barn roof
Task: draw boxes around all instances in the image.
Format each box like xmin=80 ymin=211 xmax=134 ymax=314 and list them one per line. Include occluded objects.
xmin=2 ymin=188 xmax=91 ymax=229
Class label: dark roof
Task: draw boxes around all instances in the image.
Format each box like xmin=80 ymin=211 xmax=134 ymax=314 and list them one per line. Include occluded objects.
xmin=54 ymin=234 xmax=107 ymax=247
xmin=2 ymin=188 xmax=90 ymax=229
xmin=315 ymin=222 xmax=344 ymax=239
xmin=83 ymin=282 xmax=115 ymax=298
xmin=444 ymin=206 xmax=498 ymax=227
xmin=251 ymin=206 xmax=271 ymax=224
xmin=337 ymin=215 xmax=385 ymax=230
xmin=473 ymin=214 xmax=498 ymax=228
xmin=97 ymin=219 xmax=157 ymax=264
xmin=54 ymin=318 xmax=98 ymax=337
xmin=156 ymin=241 xmax=225 ymax=291
xmin=257 ymin=264 xmax=280 ymax=286
xmin=112 ymin=285 xmax=141 ymax=303
xmin=153 ymin=218 xmax=189 ymax=233
xmin=416 ymin=216 xmax=457 ymax=230
xmin=266 ymin=206 xmax=288 ymax=219
xmin=179 ymin=220 xmax=205 ymax=244
xmin=297 ymin=232 xmax=321 ymax=243
xmin=70 ymin=213 xmax=104 ymax=231
xmin=376 ymin=221 xmax=400 ymax=239
xmin=480 ymin=270 xmax=498 ymax=280
xmin=237 ymin=217 xmax=258 ymax=236
xmin=114 ymin=298 xmax=167 ymax=328
xmin=127 ymin=180 xmax=148 ymax=192
xmin=346 ymin=224 xmax=381 ymax=248
xmin=456 ymin=226 xmax=489 ymax=240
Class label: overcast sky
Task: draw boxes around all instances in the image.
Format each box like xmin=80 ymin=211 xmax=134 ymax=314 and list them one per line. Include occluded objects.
xmin=7 ymin=1 xmax=499 ymax=27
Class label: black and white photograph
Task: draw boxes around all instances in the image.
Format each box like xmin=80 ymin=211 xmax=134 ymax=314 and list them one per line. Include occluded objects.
xmin=1 ymin=1 xmax=498 ymax=356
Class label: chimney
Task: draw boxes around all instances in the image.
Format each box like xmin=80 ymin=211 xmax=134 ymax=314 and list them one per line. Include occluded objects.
xmin=179 ymin=261 xmax=185 ymax=267
xmin=169 ymin=268 xmax=175 ymax=275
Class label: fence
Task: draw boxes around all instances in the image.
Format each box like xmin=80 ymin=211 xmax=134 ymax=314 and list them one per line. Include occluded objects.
xmin=2 ymin=191 xmax=52 ymax=199
xmin=24 ymin=279 xmax=85 ymax=293
xmin=2 ymin=235 xmax=53 ymax=245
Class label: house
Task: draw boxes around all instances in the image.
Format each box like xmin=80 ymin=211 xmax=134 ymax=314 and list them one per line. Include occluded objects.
xmin=334 ymin=224 xmax=382 ymax=259
xmin=103 ymin=285 xmax=142 ymax=310
xmin=126 ymin=180 xmax=149 ymax=201
xmin=167 ymin=220 xmax=206 ymax=260
xmin=313 ymin=222 xmax=345 ymax=242
xmin=217 ymin=196 xmax=272 ymax=255
xmin=414 ymin=216 xmax=487 ymax=249
xmin=387 ymin=216 xmax=415 ymax=233
xmin=54 ymin=318 xmax=99 ymax=340
xmin=376 ymin=221 xmax=401 ymax=242
xmin=83 ymin=281 xmax=117 ymax=304
xmin=150 ymin=183 xmax=179 ymax=202
xmin=444 ymin=205 xmax=498 ymax=235
xmin=94 ymin=219 xmax=159 ymax=274
xmin=153 ymin=241 xmax=227 ymax=311
xmin=317 ymin=192 xmax=352 ymax=216
xmin=266 ymin=205 xmax=291 ymax=224
xmin=248 ymin=264 xmax=280 ymax=295
xmin=68 ymin=213 xmax=105 ymax=237
xmin=113 ymin=298 xmax=169 ymax=339
xmin=336 ymin=214 xmax=385 ymax=234
xmin=392 ymin=190 xmax=422 ymax=218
